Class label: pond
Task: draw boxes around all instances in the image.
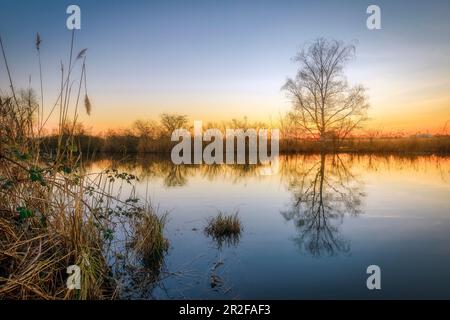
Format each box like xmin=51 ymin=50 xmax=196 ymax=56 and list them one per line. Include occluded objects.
xmin=86 ymin=154 xmax=450 ymax=299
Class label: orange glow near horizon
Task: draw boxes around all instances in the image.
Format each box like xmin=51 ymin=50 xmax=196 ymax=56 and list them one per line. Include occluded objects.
xmin=41 ymin=87 xmax=448 ymax=136
xmin=42 ymin=99 xmax=449 ymax=137
xmin=42 ymin=60 xmax=449 ymax=136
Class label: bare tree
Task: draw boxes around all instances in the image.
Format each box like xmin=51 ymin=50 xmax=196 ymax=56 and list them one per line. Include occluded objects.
xmin=282 ymin=38 xmax=369 ymax=140
xmin=159 ymin=113 xmax=188 ymax=136
xmin=133 ymin=119 xmax=160 ymax=139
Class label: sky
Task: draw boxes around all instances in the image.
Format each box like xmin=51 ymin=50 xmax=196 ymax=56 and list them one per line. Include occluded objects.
xmin=0 ymin=0 xmax=449 ymax=134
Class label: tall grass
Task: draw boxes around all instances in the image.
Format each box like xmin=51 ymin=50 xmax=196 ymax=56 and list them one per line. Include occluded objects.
xmin=279 ymin=136 xmax=450 ymax=154
xmin=0 ymin=33 xmax=167 ymax=299
xmin=130 ymin=209 xmax=168 ymax=270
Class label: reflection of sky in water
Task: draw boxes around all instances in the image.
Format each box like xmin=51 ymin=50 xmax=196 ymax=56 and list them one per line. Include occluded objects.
xmin=87 ymin=155 xmax=450 ymax=299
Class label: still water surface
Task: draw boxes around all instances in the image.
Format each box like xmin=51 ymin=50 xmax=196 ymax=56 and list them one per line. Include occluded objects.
xmin=88 ymin=154 xmax=450 ymax=299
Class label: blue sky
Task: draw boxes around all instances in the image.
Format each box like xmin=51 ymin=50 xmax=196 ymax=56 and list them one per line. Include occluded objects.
xmin=0 ymin=0 xmax=449 ymax=132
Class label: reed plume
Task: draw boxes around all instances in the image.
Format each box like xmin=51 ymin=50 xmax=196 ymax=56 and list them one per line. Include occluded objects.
xmin=84 ymin=94 xmax=91 ymax=116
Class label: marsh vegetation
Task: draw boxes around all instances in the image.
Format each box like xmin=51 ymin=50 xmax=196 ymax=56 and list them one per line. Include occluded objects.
xmin=0 ymin=33 xmax=168 ymax=299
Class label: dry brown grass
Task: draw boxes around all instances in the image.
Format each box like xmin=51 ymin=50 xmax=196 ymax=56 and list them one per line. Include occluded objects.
xmin=279 ymin=136 xmax=450 ymax=154
xmin=130 ymin=209 xmax=169 ymax=270
xmin=205 ymin=212 xmax=242 ymax=248
xmin=0 ymin=32 xmax=167 ymax=300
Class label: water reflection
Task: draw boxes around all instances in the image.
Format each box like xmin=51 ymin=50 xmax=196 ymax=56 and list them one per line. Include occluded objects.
xmin=87 ymin=156 xmax=281 ymax=189
xmin=280 ymin=154 xmax=365 ymax=256
xmin=87 ymin=154 xmax=368 ymax=258
xmin=84 ymin=154 xmax=450 ymax=261
xmin=84 ymin=153 xmax=450 ymax=298
xmin=87 ymin=154 xmax=449 ymax=184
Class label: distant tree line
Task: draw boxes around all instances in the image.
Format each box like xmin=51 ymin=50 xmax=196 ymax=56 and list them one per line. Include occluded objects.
xmin=41 ymin=113 xmax=278 ymax=155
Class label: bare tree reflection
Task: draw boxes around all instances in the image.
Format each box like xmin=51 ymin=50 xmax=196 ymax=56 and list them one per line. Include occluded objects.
xmin=281 ymin=154 xmax=365 ymax=257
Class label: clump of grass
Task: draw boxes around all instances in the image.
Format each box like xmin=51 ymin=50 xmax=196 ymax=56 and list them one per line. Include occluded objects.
xmin=205 ymin=211 xmax=242 ymax=248
xmin=130 ymin=209 xmax=169 ymax=270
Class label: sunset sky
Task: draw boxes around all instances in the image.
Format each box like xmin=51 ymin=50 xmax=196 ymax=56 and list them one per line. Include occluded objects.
xmin=0 ymin=0 xmax=449 ymax=134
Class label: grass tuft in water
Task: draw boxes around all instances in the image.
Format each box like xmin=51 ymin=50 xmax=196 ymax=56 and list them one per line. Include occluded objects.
xmin=205 ymin=212 xmax=242 ymax=248
xmin=131 ymin=209 xmax=169 ymax=270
